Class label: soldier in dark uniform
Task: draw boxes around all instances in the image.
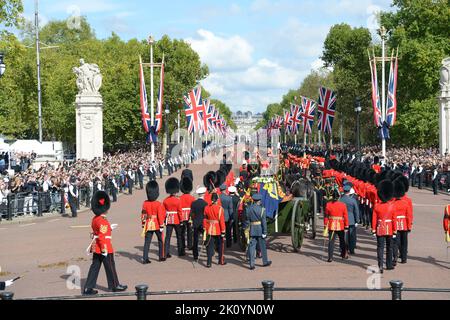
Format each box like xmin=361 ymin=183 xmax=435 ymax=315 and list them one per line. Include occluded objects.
xmin=83 ymin=191 xmax=127 ymax=295
xmin=242 ymin=194 xmax=272 ymax=270
xmin=190 ymin=187 xmax=208 ymax=261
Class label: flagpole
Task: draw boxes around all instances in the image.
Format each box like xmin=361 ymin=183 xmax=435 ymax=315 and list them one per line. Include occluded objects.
xmin=148 ymin=36 xmax=155 ymax=162
xmin=381 ymin=26 xmax=387 ymax=160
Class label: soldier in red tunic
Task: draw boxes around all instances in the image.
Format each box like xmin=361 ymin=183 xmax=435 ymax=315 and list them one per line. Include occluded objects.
xmin=83 ymin=191 xmax=127 ymax=295
xmin=443 ymin=204 xmax=450 ymax=241
xmin=392 ymin=179 xmax=413 ymax=265
xmin=141 ymin=181 xmax=166 ymax=264
xmin=163 ymin=178 xmax=184 ymax=258
xmin=372 ymin=180 xmax=397 ymax=273
xmin=325 ymin=190 xmax=349 ymax=262
xmin=180 ymin=177 xmax=195 ymax=251
xmin=203 ymin=193 xmax=227 ymax=268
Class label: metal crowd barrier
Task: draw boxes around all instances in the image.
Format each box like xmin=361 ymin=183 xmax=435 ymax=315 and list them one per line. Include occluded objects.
xmin=1 ymin=280 xmax=449 ymax=301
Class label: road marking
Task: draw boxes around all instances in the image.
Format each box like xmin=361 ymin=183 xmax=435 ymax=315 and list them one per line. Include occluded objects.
xmin=19 ymin=223 xmax=36 ymax=227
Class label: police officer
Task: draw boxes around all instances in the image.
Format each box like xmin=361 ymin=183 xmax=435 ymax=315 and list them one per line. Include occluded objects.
xmin=219 ymin=184 xmax=234 ymax=248
xmin=127 ymin=167 xmax=134 ymax=195
xmin=138 ymin=164 xmax=145 ymax=189
xmin=110 ymin=175 xmax=118 ymax=202
xmin=68 ymin=176 xmax=78 ymax=218
xmin=243 ymin=193 xmax=272 ymax=270
xmin=83 ymin=191 xmax=127 ymax=295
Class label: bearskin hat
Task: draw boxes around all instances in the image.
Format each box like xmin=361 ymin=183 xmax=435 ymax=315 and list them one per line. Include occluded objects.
xmin=396 ymin=175 xmax=409 ymax=193
xmin=91 ymin=191 xmax=111 ymax=216
xmin=393 ymin=178 xmax=406 ymax=199
xmin=377 ymin=179 xmax=394 ymax=203
xmin=203 ymin=171 xmax=217 ymax=192
xmin=181 ymin=169 xmax=193 ymax=182
xmin=215 ymin=170 xmax=226 ymax=188
xmin=374 ymin=156 xmax=380 ymax=165
xmin=165 ymin=177 xmax=180 ymax=195
xmin=391 ymin=171 xmax=403 ymax=182
xmin=180 ymin=176 xmax=193 ymax=194
xmin=146 ymin=180 xmax=159 ymax=202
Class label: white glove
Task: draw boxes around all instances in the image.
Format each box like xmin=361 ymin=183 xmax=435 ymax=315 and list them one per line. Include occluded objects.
xmin=355 ymin=223 xmax=358 ymax=227
xmin=262 ymin=234 xmax=267 ymax=239
xmin=102 ymin=251 xmax=108 ymax=257
xmin=5 ymin=280 xmax=14 ymax=287
xmin=159 ymin=227 xmax=164 ymax=233
xmin=111 ymin=224 xmax=118 ymax=230
xmin=392 ymin=234 xmax=397 ymax=239
xmin=372 ymin=233 xmax=377 ymax=238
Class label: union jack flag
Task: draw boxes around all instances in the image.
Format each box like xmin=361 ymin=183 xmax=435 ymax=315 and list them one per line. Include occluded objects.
xmin=317 ymin=87 xmax=337 ymax=134
xmin=284 ymin=110 xmax=293 ymax=134
xmin=155 ymin=57 xmax=164 ymax=134
xmin=370 ymin=58 xmax=382 ymax=127
xmin=290 ymin=104 xmax=302 ymax=134
xmin=139 ymin=57 xmax=151 ymax=134
xmin=184 ymin=85 xmax=204 ymax=134
xmin=300 ymin=96 xmax=316 ymax=134
xmin=201 ymin=99 xmax=213 ymax=136
xmin=207 ymin=104 xmax=217 ymax=134
xmin=386 ymin=56 xmax=398 ymax=127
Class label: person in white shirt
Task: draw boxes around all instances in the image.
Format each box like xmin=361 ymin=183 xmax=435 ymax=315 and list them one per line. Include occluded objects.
xmin=432 ymin=166 xmax=439 ymax=195
xmin=127 ymin=167 xmax=135 ymax=195
xmin=68 ymin=176 xmax=78 ymax=218
xmin=417 ymin=163 xmax=424 ymax=189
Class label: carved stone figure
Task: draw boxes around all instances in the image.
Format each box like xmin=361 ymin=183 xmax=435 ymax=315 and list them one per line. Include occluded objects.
xmin=440 ymin=57 xmax=450 ymax=90
xmin=73 ymin=59 xmax=103 ymax=95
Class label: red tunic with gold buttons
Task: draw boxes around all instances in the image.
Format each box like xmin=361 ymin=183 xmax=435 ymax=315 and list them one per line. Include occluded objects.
xmin=203 ymin=203 xmax=226 ymax=236
xmin=372 ymin=164 xmax=381 ymax=173
xmin=393 ymin=198 xmax=413 ymax=231
xmin=91 ymin=215 xmax=114 ymax=254
xmin=180 ymin=193 xmax=196 ymax=222
xmin=372 ymin=201 xmax=397 ymax=236
xmin=163 ymin=195 xmax=182 ymax=225
xmin=324 ymin=201 xmax=349 ymax=231
xmin=141 ymin=201 xmax=166 ymax=231
xmin=204 ymin=190 xmax=222 ymax=206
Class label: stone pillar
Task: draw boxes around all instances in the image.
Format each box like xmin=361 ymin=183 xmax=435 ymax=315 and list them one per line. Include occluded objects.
xmin=73 ymin=59 xmax=104 ymax=161
xmin=439 ymin=58 xmax=450 ymax=156
xmin=76 ymin=94 xmax=104 ymax=160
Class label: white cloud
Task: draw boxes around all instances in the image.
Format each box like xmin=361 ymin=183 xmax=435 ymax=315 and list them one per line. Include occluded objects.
xmin=186 ymin=29 xmax=254 ymax=71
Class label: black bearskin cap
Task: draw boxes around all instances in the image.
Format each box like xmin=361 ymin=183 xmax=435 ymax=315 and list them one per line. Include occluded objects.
xmin=374 ymin=156 xmax=380 ymax=164
xmin=165 ymin=177 xmax=180 ymax=195
xmin=391 ymin=171 xmax=403 ymax=182
xmin=181 ymin=169 xmax=193 ymax=182
xmin=377 ymin=180 xmax=394 ymax=203
xmin=180 ymin=176 xmax=193 ymax=194
xmin=393 ymin=178 xmax=405 ymax=199
xmin=203 ymin=171 xmax=217 ymax=192
xmin=396 ymin=175 xmax=409 ymax=193
xmin=146 ymin=180 xmax=159 ymax=201
xmin=91 ymin=191 xmax=111 ymax=216
xmin=215 ymin=170 xmax=226 ymax=188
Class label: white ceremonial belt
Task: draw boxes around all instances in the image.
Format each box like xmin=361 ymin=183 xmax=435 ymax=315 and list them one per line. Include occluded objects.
xmin=93 ymin=236 xmax=112 ymax=239
xmin=167 ymin=211 xmax=178 ymax=214
xmin=396 ymin=216 xmax=406 ymax=219
xmin=379 ymin=219 xmax=392 ymax=222
xmin=182 ymin=208 xmax=191 ymax=210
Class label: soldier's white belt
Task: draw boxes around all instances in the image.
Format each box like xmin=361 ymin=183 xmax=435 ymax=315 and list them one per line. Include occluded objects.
xmin=93 ymin=236 xmax=112 ymax=239
xmin=182 ymin=208 xmax=191 ymax=211
xmin=251 ymin=221 xmax=261 ymax=225
xmin=167 ymin=211 xmax=178 ymax=215
xmin=397 ymin=216 xmax=406 ymax=219
xmin=329 ymin=216 xmax=344 ymax=220
xmin=207 ymin=220 xmax=219 ymax=223
xmin=379 ymin=219 xmax=392 ymax=222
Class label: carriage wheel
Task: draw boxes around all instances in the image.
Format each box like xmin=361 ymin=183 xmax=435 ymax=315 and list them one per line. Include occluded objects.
xmin=291 ymin=199 xmax=304 ymax=252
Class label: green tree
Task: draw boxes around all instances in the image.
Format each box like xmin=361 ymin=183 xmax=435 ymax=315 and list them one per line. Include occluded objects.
xmin=0 ymin=0 xmax=23 ymax=28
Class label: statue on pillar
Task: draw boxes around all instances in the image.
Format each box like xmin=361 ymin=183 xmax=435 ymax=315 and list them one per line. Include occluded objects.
xmin=73 ymin=59 xmax=103 ymax=95
xmin=440 ymin=58 xmax=450 ymax=91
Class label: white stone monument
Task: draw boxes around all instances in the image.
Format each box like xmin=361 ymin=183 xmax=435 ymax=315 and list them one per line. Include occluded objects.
xmin=439 ymin=57 xmax=450 ymax=156
xmin=73 ymin=59 xmax=104 ymax=161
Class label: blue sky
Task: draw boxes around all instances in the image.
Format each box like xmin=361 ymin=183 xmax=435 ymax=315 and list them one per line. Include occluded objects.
xmin=21 ymin=0 xmax=395 ymax=113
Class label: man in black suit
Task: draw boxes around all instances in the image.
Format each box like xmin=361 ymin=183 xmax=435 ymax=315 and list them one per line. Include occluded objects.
xmin=190 ymin=187 xmax=208 ymax=262
xmin=229 ymin=186 xmax=240 ymax=244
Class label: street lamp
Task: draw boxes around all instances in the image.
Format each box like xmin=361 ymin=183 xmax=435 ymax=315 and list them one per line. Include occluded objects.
xmin=0 ymin=52 xmax=5 ymax=78
xmin=354 ymin=97 xmax=362 ymax=159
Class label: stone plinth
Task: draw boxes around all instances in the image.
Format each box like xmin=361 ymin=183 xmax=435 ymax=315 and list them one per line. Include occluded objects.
xmin=439 ymin=57 xmax=450 ymax=156
xmin=75 ymin=94 xmax=103 ymax=160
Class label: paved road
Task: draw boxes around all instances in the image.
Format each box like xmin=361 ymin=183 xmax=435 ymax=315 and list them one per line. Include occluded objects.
xmin=1 ymin=150 xmax=450 ymax=300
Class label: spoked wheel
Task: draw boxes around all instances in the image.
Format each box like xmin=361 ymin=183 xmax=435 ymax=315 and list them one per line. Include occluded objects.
xmin=291 ymin=199 xmax=305 ymax=252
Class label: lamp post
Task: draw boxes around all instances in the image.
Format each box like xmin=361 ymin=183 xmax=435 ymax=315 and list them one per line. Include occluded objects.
xmin=165 ymin=104 xmax=170 ymax=157
xmin=354 ymin=97 xmax=362 ymax=159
